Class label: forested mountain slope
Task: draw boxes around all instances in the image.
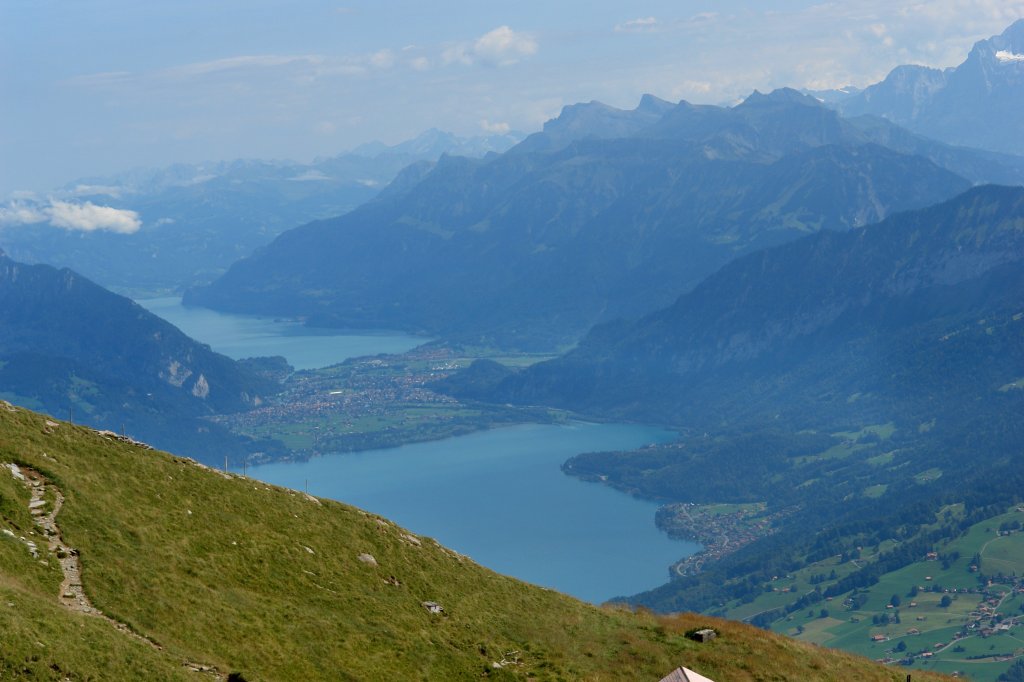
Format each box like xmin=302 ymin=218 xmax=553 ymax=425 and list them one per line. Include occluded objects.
xmin=188 ymin=89 xmax=1011 ymax=349
xmin=0 ymin=250 xmax=281 ymax=460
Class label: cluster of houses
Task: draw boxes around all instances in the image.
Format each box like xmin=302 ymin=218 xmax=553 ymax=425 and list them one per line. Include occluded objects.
xmin=662 ymin=503 xmax=788 ymax=578
xmin=871 ymin=578 xmax=1024 ymax=669
xmin=213 ymin=348 xmax=462 ymax=436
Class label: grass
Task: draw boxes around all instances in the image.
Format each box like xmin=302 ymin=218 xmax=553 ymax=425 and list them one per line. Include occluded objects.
xmin=914 ymin=468 xmax=944 ymax=484
xmin=979 ymin=532 xmax=1024 ymax=576
xmin=701 ymin=502 xmax=766 ymax=516
xmin=0 ymin=403 xmax=957 ymax=680
xmin=997 ymin=377 xmax=1024 ymax=392
xmin=866 ymin=451 xmax=896 ymax=467
xmin=733 ymin=503 xmax=1024 ymax=681
xmin=864 ymin=484 xmax=889 ymax=498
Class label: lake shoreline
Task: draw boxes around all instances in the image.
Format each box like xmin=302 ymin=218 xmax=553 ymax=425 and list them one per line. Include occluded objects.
xmin=143 ymin=297 xmax=699 ymax=603
xmin=246 ymin=421 xmax=700 ymax=604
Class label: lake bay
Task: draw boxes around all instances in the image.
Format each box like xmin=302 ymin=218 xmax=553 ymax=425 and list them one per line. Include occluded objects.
xmin=138 ymin=296 xmax=426 ymax=370
xmin=248 ymin=422 xmax=696 ymax=603
xmin=142 ymin=298 xmax=697 ymax=602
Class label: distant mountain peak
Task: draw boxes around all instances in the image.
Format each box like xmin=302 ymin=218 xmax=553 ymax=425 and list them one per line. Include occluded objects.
xmin=833 ymin=19 xmax=1024 ymax=154
xmin=738 ymin=87 xmax=824 ymax=108
xmin=545 ymin=100 xmax=617 ymax=127
xmin=636 ymin=93 xmax=675 ymax=114
xmin=978 ymin=22 xmax=1024 ymax=72
xmin=999 ymin=17 xmax=1024 ymax=41
xmin=513 ymin=96 xmax=675 ymax=153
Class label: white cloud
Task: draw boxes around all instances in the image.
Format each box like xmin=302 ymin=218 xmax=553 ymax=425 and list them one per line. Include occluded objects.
xmin=0 ymin=203 xmax=47 ymax=226
xmin=288 ymin=170 xmax=332 ymax=182
xmin=616 ymin=17 xmax=660 ymax=33
xmin=68 ymin=50 xmax=398 ymax=90
xmin=314 ymin=120 xmax=337 ymax=135
xmin=441 ymin=44 xmax=472 ymax=66
xmin=474 ymin=26 xmax=538 ymax=65
xmin=0 ymin=199 xmax=141 ymax=234
xmin=670 ymin=80 xmax=713 ymax=98
xmin=369 ymin=49 xmax=396 ymax=69
xmin=47 ymin=200 xmax=141 ymax=233
xmin=409 ymin=56 xmax=431 ymax=71
xmin=163 ymin=54 xmax=325 ymax=79
xmin=445 ymin=26 xmax=538 ymax=67
xmin=71 ymin=184 xmax=123 ymax=198
xmin=996 ymin=49 xmax=1024 ymax=62
xmin=480 ymin=119 xmax=511 ymax=134
xmin=616 ymin=13 xmax=717 ymax=33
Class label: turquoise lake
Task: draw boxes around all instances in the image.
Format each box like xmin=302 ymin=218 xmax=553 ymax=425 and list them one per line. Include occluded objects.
xmin=141 ymin=298 xmax=697 ymax=603
xmin=248 ymin=423 xmax=696 ymax=603
xmin=138 ymin=297 xmax=426 ymax=370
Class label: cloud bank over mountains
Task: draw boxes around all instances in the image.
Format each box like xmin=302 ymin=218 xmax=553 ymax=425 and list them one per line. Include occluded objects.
xmin=0 ymin=199 xmax=141 ymax=234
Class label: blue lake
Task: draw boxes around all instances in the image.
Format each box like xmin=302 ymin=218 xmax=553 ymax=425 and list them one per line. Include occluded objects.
xmin=141 ymin=297 xmax=697 ymax=603
xmin=138 ymin=297 xmax=426 ymax=370
xmin=248 ymin=422 xmax=697 ymax=604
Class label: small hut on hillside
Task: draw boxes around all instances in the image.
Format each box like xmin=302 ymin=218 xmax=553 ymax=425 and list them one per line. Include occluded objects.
xmin=659 ymin=666 xmax=717 ymax=682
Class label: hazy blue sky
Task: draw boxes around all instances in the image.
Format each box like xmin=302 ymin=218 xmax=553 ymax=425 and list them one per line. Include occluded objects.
xmin=3 ymin=0 xmax=1023 ymax=194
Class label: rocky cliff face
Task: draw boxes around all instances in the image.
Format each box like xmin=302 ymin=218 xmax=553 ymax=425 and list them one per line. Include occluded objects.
xmin=837 ymin=20 xmax=1024 ymax=154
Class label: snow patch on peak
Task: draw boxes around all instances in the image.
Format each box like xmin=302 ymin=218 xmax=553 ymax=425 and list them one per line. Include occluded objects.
xmin=995 ymin=50 xmax=1024 ymax=63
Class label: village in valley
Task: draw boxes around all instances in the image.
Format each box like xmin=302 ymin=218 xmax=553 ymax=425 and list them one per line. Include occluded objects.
xmin=655 ymin=502 xmax=790 ymax=578
xmin=211 ymin=345 xmax=564 ymax=459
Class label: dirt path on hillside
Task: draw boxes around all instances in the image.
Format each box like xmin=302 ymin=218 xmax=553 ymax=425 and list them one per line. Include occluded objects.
xmin=13 ymin=464 xmax=224 ymax=679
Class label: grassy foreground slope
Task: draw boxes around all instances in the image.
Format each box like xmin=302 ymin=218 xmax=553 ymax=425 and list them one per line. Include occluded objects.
xmin=0 ymin=404 xmax=951 ymax=681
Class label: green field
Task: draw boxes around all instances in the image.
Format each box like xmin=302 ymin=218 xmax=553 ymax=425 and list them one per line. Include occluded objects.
xmin=724 ymin=504 xmax=1024 ymax=681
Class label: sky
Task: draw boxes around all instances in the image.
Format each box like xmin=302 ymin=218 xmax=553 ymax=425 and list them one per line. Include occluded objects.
xmin=3 ymin=0 xmax=1024 ymax=196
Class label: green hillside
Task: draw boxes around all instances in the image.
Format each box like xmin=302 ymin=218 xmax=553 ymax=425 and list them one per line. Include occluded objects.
xmin=748 ymin=504 xmax=1024 ymax=681
xmin=0 ymin=401 xmax=952 ymax=680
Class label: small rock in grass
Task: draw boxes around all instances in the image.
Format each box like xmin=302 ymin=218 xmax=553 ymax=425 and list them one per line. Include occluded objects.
xmin=422 ymin=601 xmax=444 ymax=614
xmin=357 ymin=553 xmax=378 ymax=567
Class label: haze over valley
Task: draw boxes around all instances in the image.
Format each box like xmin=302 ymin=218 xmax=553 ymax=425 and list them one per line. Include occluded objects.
xmin=3 ymin=4 xmax=1024 ymax=680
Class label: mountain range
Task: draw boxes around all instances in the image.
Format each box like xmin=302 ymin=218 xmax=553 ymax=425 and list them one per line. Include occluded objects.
xmin=0 ymin=129 xmax=521 ymax=296
xmin=822 ymin=20 xmax=1024 ymax=156
xmin=473 ymin=184 xmax=1024 ymax=423
xmin=438 ymin=184 xmax=1024 ymax=618
xmin=186 ymin=87 xmax=1024 ymax=349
